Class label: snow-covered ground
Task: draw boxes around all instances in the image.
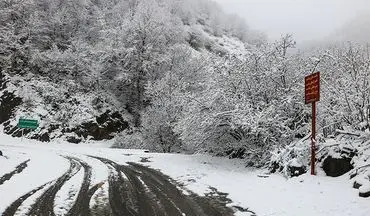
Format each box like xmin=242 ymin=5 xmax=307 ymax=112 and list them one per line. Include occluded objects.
xmin=0 ymin=134 xmax=369 ymax=216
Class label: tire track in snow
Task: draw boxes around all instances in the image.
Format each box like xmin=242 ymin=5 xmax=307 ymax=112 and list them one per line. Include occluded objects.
xmin=2 ymin=155 xmax=248 ymax=216
xmin=65 ymin=157 xmax=92 ymax=216
xmin=0 ymin=159 xmax=30 ymax=186
xmin=126 ymin=163 xmax=198 ymax=216
xmin=90 ymin=156 xmax=235 ymax=216
xmin=1 ymin=181 xmax=51 ymax=216
xmin=2 ymin=156 xmax=105 ymax=216
xmin=89 ymin=156 xmax=138 ymax=216
xmin=117 ymin=164 xmax=164 ymax=216
xmin=27 ymin=157 xmax=81 ymax=216
xmin=128 ymin=162 xmax=234 ymax=216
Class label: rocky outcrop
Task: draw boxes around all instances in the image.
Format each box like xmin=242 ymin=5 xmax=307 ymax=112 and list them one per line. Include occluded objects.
xmin=0 ymin=71 xmax=22 ymax=125
xmin=63 ymin=110 xmax=129 ymax=142
xmin=30 ymin=132 xmax=51 ymax=142
xmin=0 ymin=91 xmax=22 ymax=126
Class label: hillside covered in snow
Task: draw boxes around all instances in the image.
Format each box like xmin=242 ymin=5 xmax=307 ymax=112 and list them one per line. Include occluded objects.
xmin=0 ymin=0 xmax=263 ymax=143
xmin=1 ymin=0 xmax=370 ymax=199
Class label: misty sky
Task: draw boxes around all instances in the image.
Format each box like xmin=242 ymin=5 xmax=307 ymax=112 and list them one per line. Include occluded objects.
xmin=214 ymin=0 xmax=370 ymax=42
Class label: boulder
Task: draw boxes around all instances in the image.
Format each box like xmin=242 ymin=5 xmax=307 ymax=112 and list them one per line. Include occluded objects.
xmin=353 ymin=181 xmax=362 ymax=189
xmin=322 ymin=156 xmax=353 ymax=177
xmin=67 ymin=136 xmax=82 ymax=144
xmin=0 ymin=150 xmax=2 ymax=156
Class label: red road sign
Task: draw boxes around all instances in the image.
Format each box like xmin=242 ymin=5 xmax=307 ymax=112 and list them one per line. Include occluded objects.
xmin=304 ymin=72 xmax=320 ymax=175
xmin=305 ymin=72 xmax=320 ymax=104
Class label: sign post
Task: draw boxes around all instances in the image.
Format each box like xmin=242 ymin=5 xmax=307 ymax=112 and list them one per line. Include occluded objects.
xmin=17 ymin=118 xmax=39 ymax=141
xmin=304 ymin=72 xmax=320 ymax=175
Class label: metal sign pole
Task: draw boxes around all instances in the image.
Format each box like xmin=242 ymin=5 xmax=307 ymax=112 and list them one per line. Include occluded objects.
xmin=311 ymin=101 xmax=316 ymax=175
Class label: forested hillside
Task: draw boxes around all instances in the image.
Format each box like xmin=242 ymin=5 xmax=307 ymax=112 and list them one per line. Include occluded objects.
xmin=1 ymin=0 xmax=370 ymax=179
xmin=0 ymin=0 xmax=264 ymax=142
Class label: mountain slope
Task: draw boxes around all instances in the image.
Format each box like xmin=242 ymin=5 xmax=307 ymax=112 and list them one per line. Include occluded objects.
xmin=0 ymin=0 xmax=258 ymax=143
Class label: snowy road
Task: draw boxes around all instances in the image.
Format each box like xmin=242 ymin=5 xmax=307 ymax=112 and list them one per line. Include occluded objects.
xmin=0 ymin=135 xmax=254 ymax=216
xmin=0 ymin=148 xmax=241 ymax=216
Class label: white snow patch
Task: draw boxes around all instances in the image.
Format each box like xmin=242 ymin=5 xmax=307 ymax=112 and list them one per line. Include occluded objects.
xmin=359 ymin=182 xmax=370 ymax=193
xmin=54 ymin=168 xmax=84 ymax=216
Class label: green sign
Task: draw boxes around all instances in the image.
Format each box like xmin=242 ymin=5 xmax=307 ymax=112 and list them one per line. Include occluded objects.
xmin=17 ymin=118 xmax=39 ymax=129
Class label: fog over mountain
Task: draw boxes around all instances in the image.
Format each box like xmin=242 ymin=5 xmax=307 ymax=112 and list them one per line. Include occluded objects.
xmin=334 ymin=11 xmax=370 ymax=43
xmin=214 ymin=0 xmax=370 ymax=43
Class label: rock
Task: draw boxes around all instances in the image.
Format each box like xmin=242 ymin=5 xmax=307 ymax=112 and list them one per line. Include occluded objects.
xmin=359 ymin=191 xmax=370 ymax=198
xmin=0 ymin=150 xmax=3 ymax=156
xmin=353 ymin=181 xmax=362 ymax=189
xmin=48 ymin=124 xmax=60 ymax=133
xmin=67 ymin=110 xmax=129 ymax=142
xmin=0 ymin=91 xmax=22 ymax=125
xmin=30 ymin=132 xmax=50 ymax=142
xmin=322 ymin=156 xmax=353 ymax=177
xmin=39 ymin=133 xmax=50 ymax=142
xmin=96 ymin=111 xmax=110 ymax=124
xmin=67 ymin=136 xmax=82 ymax=144
xmin=13 ymin=128 xmax=34 ymax=138
xmin=288 ymin=165 xmax=306 ymax=177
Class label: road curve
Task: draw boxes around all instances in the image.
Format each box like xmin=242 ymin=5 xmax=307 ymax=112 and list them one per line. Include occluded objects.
xmin=2 ymin=155 xmax=251 ymax=216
